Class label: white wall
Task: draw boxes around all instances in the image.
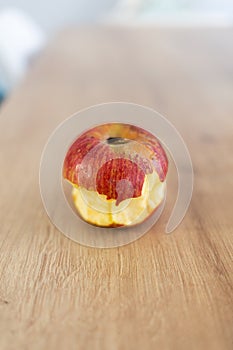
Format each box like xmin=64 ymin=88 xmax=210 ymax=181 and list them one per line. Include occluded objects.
xmin=0 ymin=0 xmax=117 ymax=33
xmin=108 ymin=0 xmax=233 ymax=26
xmin=1 ymin=0 xmax=232 ymax=33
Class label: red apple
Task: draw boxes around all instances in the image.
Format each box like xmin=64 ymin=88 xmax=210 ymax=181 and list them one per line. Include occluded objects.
xmin=63 ymin=123 xmax=168 ymax=227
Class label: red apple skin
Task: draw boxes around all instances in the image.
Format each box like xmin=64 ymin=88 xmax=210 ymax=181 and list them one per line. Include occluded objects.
xmin=63 ymin=123 xmax=168 ymax=205
xmin=96 ymin=158 xmax=145 ymax=205
xmin=63 ymin=135 xmax=100 ymax=185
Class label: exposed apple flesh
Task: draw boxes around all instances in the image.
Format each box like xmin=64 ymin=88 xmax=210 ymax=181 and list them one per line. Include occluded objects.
xmin=63 ymin=123 xmax=168 ymax=227
xmin=72 ymin=171 xmax=165 ymax=227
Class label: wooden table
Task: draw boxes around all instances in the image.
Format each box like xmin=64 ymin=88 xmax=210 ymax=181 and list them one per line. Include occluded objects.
xmin=0 ymin=27 xmax=232 ymax=350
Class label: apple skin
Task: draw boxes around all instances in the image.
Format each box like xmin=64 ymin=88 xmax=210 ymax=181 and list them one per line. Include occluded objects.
xmin=96 ymin=158 xmax=145 ymax=205
xmin=63 ymin=123 xmax=168 ymax=227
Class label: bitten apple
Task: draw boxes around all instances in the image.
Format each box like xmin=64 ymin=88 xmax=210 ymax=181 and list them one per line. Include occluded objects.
xmin=63 ymin=123 xmax=168 ymax=227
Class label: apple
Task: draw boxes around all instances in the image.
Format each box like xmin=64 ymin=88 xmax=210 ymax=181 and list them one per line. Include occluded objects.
xmin=63 ymin=123 xmax=168 ymax=227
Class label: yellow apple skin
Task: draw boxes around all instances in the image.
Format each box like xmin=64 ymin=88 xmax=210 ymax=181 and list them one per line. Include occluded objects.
xmin=63 ymin=123 xmax=168 ymax=228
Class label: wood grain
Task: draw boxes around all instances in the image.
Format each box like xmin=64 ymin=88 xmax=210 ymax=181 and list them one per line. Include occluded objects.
xmin=0 ymin=26 xmax=232 ymax=350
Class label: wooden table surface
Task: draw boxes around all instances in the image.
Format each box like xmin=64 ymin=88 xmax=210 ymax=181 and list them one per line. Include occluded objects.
xmin=0 ymin=26 xmax=232 ymax=350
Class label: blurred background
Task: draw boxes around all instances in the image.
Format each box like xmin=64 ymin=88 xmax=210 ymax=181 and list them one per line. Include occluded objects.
xmin=0 ymin=0 xmax=233 ymax=103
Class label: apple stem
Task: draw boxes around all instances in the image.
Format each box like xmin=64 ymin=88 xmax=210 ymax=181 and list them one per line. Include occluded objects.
xmin=106 ymin=137 xmax=130 ymax=145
